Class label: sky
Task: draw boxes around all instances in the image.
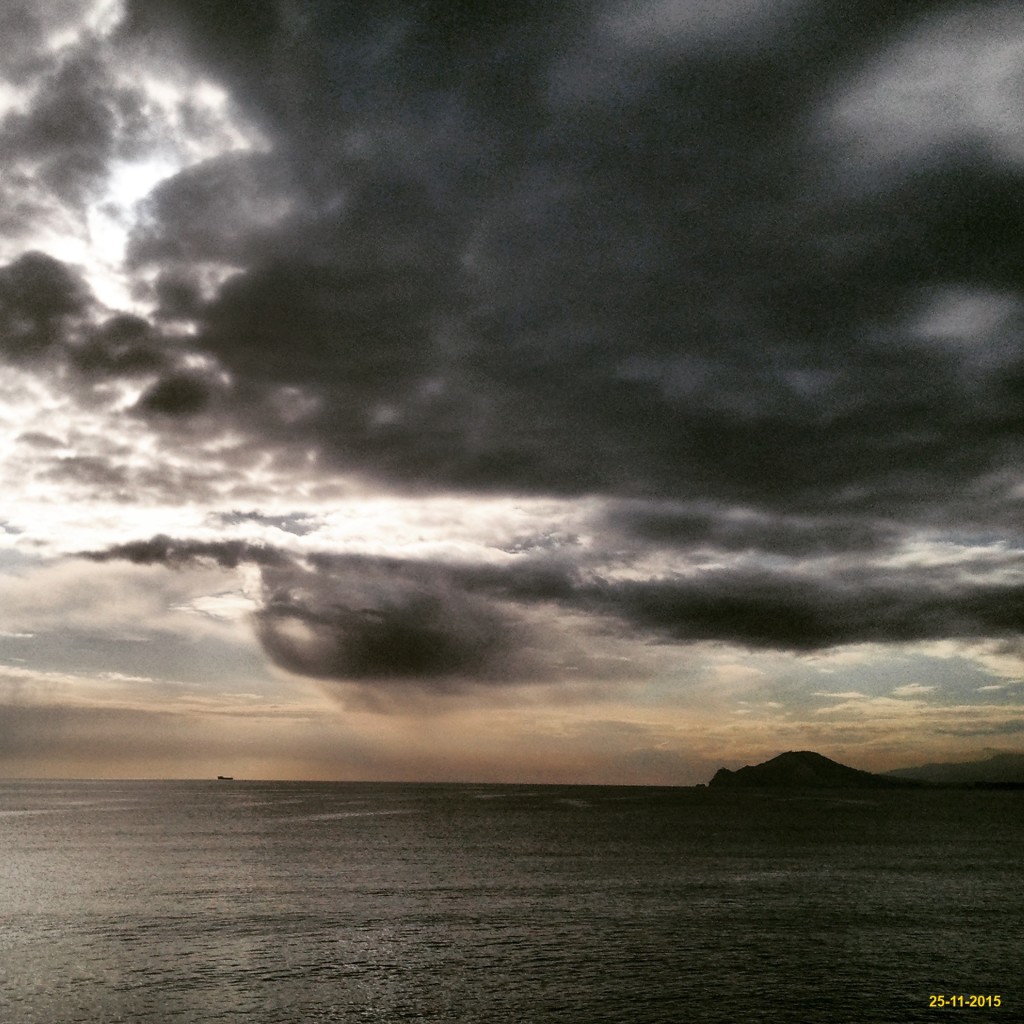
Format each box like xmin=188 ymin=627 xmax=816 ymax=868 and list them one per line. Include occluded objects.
xmin=1 ymin=0 xmax=1022 ymax=783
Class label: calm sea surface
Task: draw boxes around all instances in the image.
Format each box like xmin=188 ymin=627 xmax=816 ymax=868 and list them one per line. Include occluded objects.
xmin=0 ymin=781 xmax=1020 ymax=1023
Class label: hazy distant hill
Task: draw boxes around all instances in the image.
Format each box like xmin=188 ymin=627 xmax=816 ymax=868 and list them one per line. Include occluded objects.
xmin=709 ymin=750 xmax=922 ymax=789
xmin=884 ymin=752 xmax=1024 ymax=786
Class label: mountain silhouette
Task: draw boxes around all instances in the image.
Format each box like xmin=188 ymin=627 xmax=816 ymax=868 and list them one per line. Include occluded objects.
xmin=708 ymin=750 xmax=922 ymax=789
xmin=884 ymin=751 xmax=1024 ymax=786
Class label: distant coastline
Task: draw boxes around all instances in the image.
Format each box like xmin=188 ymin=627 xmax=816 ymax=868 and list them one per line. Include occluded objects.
xmin=707 ymin=750 xmax=1024 ymax=789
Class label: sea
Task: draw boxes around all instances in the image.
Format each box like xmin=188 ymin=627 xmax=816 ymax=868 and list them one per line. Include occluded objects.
xmin=0 ymin=781 xmax=1020 ymax=1023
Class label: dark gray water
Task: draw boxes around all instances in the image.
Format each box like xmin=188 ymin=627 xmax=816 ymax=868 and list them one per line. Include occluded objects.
xmin=0 ymin=781 xmax=1019 ymax=1023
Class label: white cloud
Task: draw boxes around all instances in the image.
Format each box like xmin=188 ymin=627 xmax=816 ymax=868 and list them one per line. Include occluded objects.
xmin=820 ymin=4 xmax=1024 ymax=180
xmin=0 ymin=2 xmax=268 ymax=313
xmin=0 ymin=558 xmax=237 ymax=636
xmin=174 ymin=591 xmax=258 ymax=623
xmin=892 ymin=682 xmax=936 ymax=697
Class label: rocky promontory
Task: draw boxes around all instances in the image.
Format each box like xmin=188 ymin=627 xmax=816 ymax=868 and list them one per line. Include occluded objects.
xmin=709 ymin=750 xmax=923 ymax=789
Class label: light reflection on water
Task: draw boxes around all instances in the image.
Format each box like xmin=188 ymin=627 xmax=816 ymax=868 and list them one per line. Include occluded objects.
xmin=0 ymin=781 xmax=1020 ymax=1023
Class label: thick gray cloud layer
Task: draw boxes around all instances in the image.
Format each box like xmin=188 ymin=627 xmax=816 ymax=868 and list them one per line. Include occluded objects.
xmin=84 ymin=538 xmax=1024 ymax=689
xmin=108 ymin=0 xmax=1024 ymax=516
xmin=7 ymin=1 xmax=1024 ymax=691
xmin=3 ymin=0 xmax=1022 ymax=514
xmin=0 ymin=251 xmax=90 ymax=359
xmin=112 ymin=2 xmax=1024 ymax=520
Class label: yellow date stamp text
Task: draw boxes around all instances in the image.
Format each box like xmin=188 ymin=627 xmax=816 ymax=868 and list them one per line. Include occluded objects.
xmin=929 ymin=995 xmax=1002 ymax=1008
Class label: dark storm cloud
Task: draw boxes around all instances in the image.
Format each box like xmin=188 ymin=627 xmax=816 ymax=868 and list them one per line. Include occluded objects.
xmin=127 ymin=152 xmax=294 ymax=268
xmin=108 ymin=0 xmax=1024 ymax=528
xmin=82 ymin=535 xmax=288 ymax=570
xmin=0 ymin=252 xmax=176 ymax=378
xmin=70 ymin=314 xmax=165 ymax=376
xmin=255 ymin=559 xmax=517 ymax=685
xmin=598 ymin=569 xmax=1024 ymax=651
xmin=429 ymin=553 xmax=1024 ymax=652
xmin=0 ymin=250 xmax=212 ymax=430
xmin=86 ymin=537 xmax=1024 ymax=687
xmin=0 ymin=50 xmax=116 ymax=205
xmin=0 ymin=251 xmax=90 ymax=359
xmin=135 ymin=371 xmax=214 ymax=416
xmin=82 ymin=539 xmax=528 ymax=685
xmin=603 ymin=502 xmax=903 ymax=557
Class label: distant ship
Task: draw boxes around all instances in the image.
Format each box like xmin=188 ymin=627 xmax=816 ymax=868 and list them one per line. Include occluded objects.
xmin=217 ymin=775 xmax=234 ymax=780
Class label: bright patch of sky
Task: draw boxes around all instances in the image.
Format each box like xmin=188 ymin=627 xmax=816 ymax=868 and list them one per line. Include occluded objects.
xmin=2 ymin=3 xmax=268 ymax=312
xmin=822 ymin=4 xmax=1024 ymax=181
xmin=84 ymin=156 xmax=180 ymax=307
